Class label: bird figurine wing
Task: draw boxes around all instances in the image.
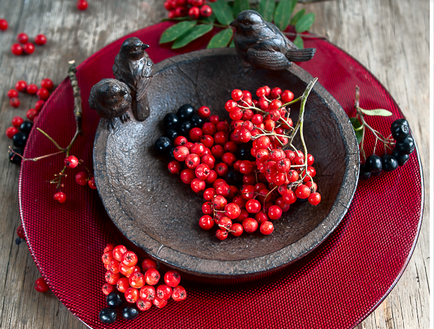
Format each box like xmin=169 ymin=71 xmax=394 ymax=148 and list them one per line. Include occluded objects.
xmin=246 ymin=47 xmax=291 ymax=70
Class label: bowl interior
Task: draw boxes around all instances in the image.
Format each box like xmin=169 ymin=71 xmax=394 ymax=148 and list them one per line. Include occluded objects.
xmin=93 ymin=48 xmax=358 ymax=278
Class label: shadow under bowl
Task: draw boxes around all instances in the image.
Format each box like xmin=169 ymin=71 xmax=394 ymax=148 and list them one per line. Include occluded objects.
xmin=93 ymin=48 xmax=359 ymax=281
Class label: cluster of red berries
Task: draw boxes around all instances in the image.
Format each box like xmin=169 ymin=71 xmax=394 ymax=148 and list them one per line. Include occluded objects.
xmin=164 ymin=0 xmax=215 ymax=20
xmin=11 ymin=32 xmax=47 ymax=56
xmin=52 ymin=155 xmax=97 ymax=204
xmin=7 ymin=78 xmax=53 ymax=118
xmin=157 ymin=86 xmax=321 ymax=241
xmin=100 ymin=244 xmax=187 ymax=324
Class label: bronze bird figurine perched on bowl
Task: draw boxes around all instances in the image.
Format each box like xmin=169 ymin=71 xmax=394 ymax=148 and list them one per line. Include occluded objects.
xmin=88 ymin=78 xmax=132 ymax=129
xmin=230 ymin=10 xmax=316 ymax=72
xmin=113 ymin=37 xmax=153 ymax=121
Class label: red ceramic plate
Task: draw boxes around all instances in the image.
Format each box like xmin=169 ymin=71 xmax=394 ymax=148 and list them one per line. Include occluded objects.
xmin=19 ymin=22 xmax=423 ymax=329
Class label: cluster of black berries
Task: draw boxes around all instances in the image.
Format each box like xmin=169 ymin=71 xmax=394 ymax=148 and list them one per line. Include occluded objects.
xmin=8 ymin=121 xmax=33 ymax=165
xmin=99 ymin=292 xmax=138 ymax=324
xmin=360 ymin=119 xmax=414 ymax=180
xmin=154 ymin=104 xmax=206 ymax=158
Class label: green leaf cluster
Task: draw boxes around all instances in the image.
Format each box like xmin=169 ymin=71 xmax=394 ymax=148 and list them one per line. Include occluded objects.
xmin=160 ymin=0 xmax=316 ymax=50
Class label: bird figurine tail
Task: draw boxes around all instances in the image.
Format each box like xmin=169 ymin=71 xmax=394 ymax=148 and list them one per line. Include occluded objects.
xmin=286 ymin=48 xmax=316 ymax=62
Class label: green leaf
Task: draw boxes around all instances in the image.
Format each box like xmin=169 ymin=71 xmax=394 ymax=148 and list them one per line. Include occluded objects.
xmin=358 ymin=107 xmax=393 ymax=117
xmin=295 ymin=13 xmax=315 ymax=33
xmin=290 ymin=9 xmax=305 ymax=26
xmin=201 ymin=14 xmax=215 ymax=24
xmin=293 ymin=35 xmax=303 ymax=49
xmin=229 ymin=39 xmax=235 ymax=48
xmin=172 ymin=24 xmax=214 ymax=49
xmin=160 ymin=21 xmax=197 ymax=44
xmin=274 ymin=0 xmax=297 ymax=31
xmin=233 ymin=0 xmax=250 ymax=17
xmin=258 ymin=0 xmax=275 ymax=22
xmin=207 ymin=28 xmax=234 ymax=49
xmin=209 ymin=0 xmax=234 ymax=26
xmin=350 ymin=117 xmax=363 ymax=144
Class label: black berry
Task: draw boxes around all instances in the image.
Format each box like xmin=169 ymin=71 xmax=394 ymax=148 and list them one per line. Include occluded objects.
xmin=177 ymin=104 xmax=194 ymax=120
xmin=165 ymin=128 xmax=179 ymax=141
xmin=164 ymin=113 xmax=180 ymax=129
xmin=395 ymin=136 xmax=415 ymax=155
xmin=99 ymin=307 xmax=117 ymax=324
xmin=190 ymin=114 xmax=203 ymax=128
xmin=381 ymin=154 xmax=398 ymax=172
xmin=9 ymin=148 xmax=23 ymax=164
xmin=154 ymin=137 xmax=172 ymax=155
xmin=107 ymin=292 xmax=123 ymax=308
xmin=224 ymin=170 xmax=242 ymax=185
xmin=19 ymin=121 xmax=33 ymax=134
xmin=122 ymin=306 xmax=139 ymax=320
xmin=13 ymin=132 xmax=28 ymax=148
xmin=178 ymin=121 xmax=192 ymax=134
xmin=359 ymin=163 xmax=371 ymax=180
xmin=236 ymin=142 xmax=255 ymax=160
xmin=391 ymin=119 xmax=410 ymax=142
xmin=392 ymin=148 xmax=410 ymax=166
xmin=365 ymin=154 xmax=382 ymax=176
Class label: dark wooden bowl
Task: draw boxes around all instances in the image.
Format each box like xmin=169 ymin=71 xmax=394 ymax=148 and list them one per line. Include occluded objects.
xmin=93 ymin=48 xmax=359 ymax=280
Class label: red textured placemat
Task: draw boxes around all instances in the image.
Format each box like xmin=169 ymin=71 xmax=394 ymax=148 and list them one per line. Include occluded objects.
xmin=19 ymin=22 xmax=423 ymax=329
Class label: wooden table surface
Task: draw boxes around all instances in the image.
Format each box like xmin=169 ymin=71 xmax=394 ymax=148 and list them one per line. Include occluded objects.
xmin=0 ymin=1 xmax=429 ymax=328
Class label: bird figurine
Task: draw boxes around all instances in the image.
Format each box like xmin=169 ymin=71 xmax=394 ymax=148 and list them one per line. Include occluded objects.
xmin=112 ymin=37 xmax=153 ymax=121
xmin=230 ymin=10 xmax=316 ymax=72
xmin=88 ymin=78 xmax=132 ymax=129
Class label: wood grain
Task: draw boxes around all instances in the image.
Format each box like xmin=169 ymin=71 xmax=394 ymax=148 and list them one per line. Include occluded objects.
xmin=0 ymin=0 xmax=428 ymax=328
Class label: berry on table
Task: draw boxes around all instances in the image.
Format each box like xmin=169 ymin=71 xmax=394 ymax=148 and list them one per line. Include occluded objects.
xmin=23 ymin=43 xmax=35 ymax=55
xmin=36 ymin=87 xmax=50 ymax=100
xmin=6 ymin=127 xmax=19 ymax=139
xmin=53 ymin=191 xmax=66 ymax=203
xmin=76 ymin=0 xmax=89 ymax=10
xmin=13 ymin=132 xmax=28 ymax=147
xmin=15 ymin=80 xmax=27 ymax=92
xmin=10 ymin=97 xmax=20 ymax=108
xmin=26 ymin=109 xmax=38 ymax=121
xmin=17 ymin=33 xmax=29 ymax=44
xmin=11 ymin=43 xmax=23 ymax=55
xmin=16 ymin=225 xmax=26 ymax=239
xmin=35 ymin=34 xmax=47 ymax=45
xmin=26 ymin=84 xmax=38 ymax=94
xmin=35 ymin=100 xmax=45 ymax=112
xmin=7 ymin=89 xmax=18 ymax=98
xmin=34 ymin=277 xmax=49 ymax=292
xmin=0 ymin=19 xmax=8 ymax=31
xmin=41 ymin=78 xmax=54 ymax=90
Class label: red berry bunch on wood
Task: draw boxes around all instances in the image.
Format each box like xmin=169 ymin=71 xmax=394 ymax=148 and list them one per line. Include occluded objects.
xmin=164 ymin=0 xmax=214 ymax=19
xmin=99 ymin=244 xmax=187 ymax=324
xmin=156 ymin=78 xmax=321 ymax=240
xmin=11 ymin=32 xmax=47 ymax=56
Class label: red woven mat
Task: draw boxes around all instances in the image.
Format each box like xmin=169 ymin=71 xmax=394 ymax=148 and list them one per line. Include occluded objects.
xmin=19 ymin=22 xmax=423 ymax=329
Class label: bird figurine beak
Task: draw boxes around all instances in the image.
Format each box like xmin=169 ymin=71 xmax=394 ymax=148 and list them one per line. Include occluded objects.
xmin=142 ymin=44 xmax=150 ymax=50
xmin=229 ymin=20 xmax=238 ymax=28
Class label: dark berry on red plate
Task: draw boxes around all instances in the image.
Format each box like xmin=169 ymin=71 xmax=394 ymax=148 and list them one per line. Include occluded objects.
xmin=20 ymin=121 xmax=33 ymax=133
xmin=381 ymin=154 xmax=398 ymax=172
xmin=365 ymin=154 xmax=382 ymax=176
xmin=154 ymin=136 xmax=172 ymax=155
xmin=395 ymin=136 xmax=415 ymax=155
xmin=391 ymin=119 xmax=410 ymax=142
xmin=177 ymin=104 xmax=195 ymax=120
xmin=392 ymin=148 xmax=410 ymax=166
xmin=190 ymin=114 xmax=203 ymax=128
xmin=9 ymin=148 xmax=23 ymax=165
xmin=178 ymin=121 xmax=192 ymax=134
xmin=13 ymin=132 xmax=28 ymax=148
xmin=165 ymin=128 xmax=179 ymax=141
xmin=107 ymin=292 xmax=123 ymax=308
xmin=122 ymin=306 xmax=139 ymax=320
xmin=164 ymin=112 xmax=180 ymax=129
xmin=99 ymin=307 xmax=117 ymax=324
xmin=359 ymin=163 xmax=371 ymax=180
